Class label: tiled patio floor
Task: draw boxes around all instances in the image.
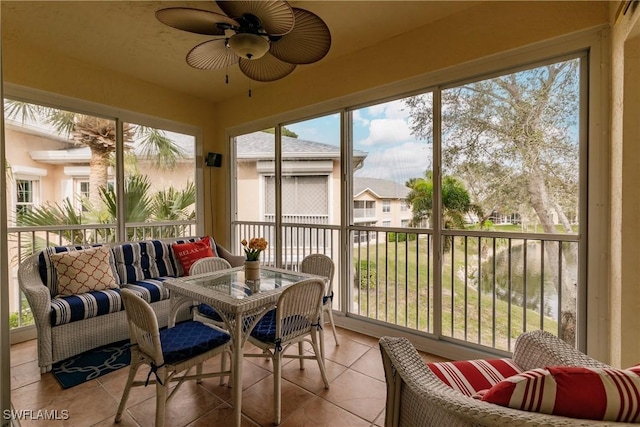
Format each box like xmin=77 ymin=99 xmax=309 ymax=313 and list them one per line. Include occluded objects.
xmin=10 ymin=327 xmax=447 ymax=426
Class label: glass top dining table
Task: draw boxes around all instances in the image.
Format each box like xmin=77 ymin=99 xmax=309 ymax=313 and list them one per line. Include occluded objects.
xmin=164 ymin=265 xmax=324 ymax=427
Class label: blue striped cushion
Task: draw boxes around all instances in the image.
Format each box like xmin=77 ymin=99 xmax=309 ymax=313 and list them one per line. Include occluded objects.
xmin=250 ymin=310 xmax=311 ymax=344
xmin=160 ymin=321 xmax=230 ymax=365
xmin=38 ymin=245 xmax=120 ymax=297
xmin=120 ymin=277 xmax=169 ymax=304
xmin=112 ymin=240 xmax=175 ymax=283
xmin=50 ymin=289 xmax=122 ymax=326
xmin=170 ymin=236 xmax=219 ymax=276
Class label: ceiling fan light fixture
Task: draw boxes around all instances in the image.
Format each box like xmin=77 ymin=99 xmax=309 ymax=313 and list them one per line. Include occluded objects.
xmin=228 ymin=33 xmax=270 ymax=60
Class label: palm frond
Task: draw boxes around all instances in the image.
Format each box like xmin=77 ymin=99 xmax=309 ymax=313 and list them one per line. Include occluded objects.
xmin=135 ymin=127 xmax=186 ymax=170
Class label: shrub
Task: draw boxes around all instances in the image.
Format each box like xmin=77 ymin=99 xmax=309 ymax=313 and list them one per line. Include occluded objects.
xmin=355 ymin=259 xmax=377 ymax=290
xmin=387 ymin=232 xmax=417 ymax=243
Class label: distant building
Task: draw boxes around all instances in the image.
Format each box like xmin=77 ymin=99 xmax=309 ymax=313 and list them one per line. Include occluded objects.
xmin=236 ymin=131 xmax=412 ymax=228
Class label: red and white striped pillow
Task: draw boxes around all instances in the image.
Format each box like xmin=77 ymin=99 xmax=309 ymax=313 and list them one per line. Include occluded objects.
xmin=427 ymin=359 xmax=523 ymax=397
xmin=482 ymin=366 xmax=640 ymax=423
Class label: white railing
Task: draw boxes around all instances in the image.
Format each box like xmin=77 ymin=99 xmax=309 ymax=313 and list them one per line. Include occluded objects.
xmin=264 ymin=214 xmax=329 ymax=224
xmin=353 ymin=208 xmax=376 ymax=219
xmin=235 ymin=220 xmax=579 ymax=353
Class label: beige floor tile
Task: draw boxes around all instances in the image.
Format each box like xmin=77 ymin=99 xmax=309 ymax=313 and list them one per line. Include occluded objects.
xmin=240 ymin=375 xmax=316 ymax=426
xmin=91 ymin=410 xmax=140 ymax=427
xmin=282 ymin=357 xmax=346 ymax=394
xmin=280 ymin=395 xmax=370 ymax=427
xmin=10 ymin=359 xmax=41 ymax=390
xmin=373 ymin=407 xmax=386 ymax=427
xmin=16 ymin=383 xmax=119 ymax=427
xmin=323 ymin=337 xmax=372 ymax=368
xmin=10 ymin=327 xmax=428 ymax=427
xmin=199 ymin=358 xmax=271 ymax=402
xmin=126 ymin=382 xmax=224 ymax=427
xmin=334 ymin=328 xmax=379 ymax=348
xmin=99 ymin=366 xmax=160 ymax=408
xmin=320 ymin=369 xmax=386 ymax=423
xmin=10 ymin=340 xmax=38 ymax=366
xmin=185 ymin=402 xmax=259 ymax=427
xmin=12 ymin=372 xmax=99 ymax=410
xmin=350 ymin=347 xmax=385 ymax=381
xmin=420 ymin=352 xmax=450 ymax=364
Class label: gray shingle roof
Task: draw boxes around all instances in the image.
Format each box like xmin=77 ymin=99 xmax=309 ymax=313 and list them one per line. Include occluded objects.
xmin=353 ymin=177 xmax=410 ymax=199
xmin=236 ymin=131 xmax=367 ymax=160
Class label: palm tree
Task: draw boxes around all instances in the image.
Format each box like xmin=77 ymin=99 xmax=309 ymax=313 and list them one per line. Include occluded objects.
xmin=405 ymin=171 xmax=483 ymax=250
xmin=17 ymin=175 xmax=196 ymax=251
xmin=4 ymin=100 xmax=186 ymax=208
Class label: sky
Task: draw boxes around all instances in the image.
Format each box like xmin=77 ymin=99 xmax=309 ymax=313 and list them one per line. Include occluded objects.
xmin=285 ymin=98 xmax=432 ymax=186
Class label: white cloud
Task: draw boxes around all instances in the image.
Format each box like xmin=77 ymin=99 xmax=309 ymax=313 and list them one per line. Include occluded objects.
xmin=359 ymin=118 xmax=412 ymax=146
xmin=364 ymin=99 xmax=407 ymax=119
xmin=355 ymin=141 xmax=431 ymax=184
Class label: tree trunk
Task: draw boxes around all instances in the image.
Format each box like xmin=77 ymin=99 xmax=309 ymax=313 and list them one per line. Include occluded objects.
xmin=528 ymin=165 xmax=577 ymax=345
xmin=89 ymin=147 xmax=110 ymax=209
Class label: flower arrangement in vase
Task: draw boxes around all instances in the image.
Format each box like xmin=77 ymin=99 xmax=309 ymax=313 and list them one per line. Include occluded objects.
xmin=241 ymin=238 xmax=267 ymax=282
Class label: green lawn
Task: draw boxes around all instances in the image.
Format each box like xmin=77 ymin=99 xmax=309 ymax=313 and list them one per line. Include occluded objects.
xmin=353 ymin=234 xmax=558 ymax=352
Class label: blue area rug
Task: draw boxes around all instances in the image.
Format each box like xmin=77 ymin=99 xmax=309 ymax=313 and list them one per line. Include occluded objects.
xmin=52 ymin=340 xmax=131 ymax=389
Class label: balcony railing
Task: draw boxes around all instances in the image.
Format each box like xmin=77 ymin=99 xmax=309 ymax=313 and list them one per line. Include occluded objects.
xmin=353 ymin=208 xmax=376 ymax=219
xmin=7 ymin=221 xmax=196 ymax=329
xmin=235 ymin=220 xmax=578 ymax=353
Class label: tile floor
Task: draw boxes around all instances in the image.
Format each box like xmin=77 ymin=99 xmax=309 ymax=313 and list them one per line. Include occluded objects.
xmin=10 ymin=327 xmax=448 ymax=426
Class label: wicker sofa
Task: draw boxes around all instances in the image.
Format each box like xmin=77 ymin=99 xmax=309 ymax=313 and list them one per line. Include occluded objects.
xmin=18 ymin=236 xmax=243 ymax=373
xmin=379 ymin=331 xmax=631 ymax=426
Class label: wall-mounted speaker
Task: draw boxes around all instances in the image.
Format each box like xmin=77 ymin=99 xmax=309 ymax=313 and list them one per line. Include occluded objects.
xmin=205 ymin=152 xmax=222 ymax=167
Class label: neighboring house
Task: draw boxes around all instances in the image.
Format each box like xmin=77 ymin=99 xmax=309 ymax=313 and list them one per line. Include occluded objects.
xmin=4 ymin=119 xmax=196 ymax=317
xmin=353 ymin=177 xmax=412 ymax=227
xmin=5 ymin=119 xmax=195 ymax=223
xmin=235 ymin=131 xmax=412 ymax=230
xmin=235 ymin=131 xmax=367 ymax=225
xmin=353 ymin=177 xmax=413 ymax=243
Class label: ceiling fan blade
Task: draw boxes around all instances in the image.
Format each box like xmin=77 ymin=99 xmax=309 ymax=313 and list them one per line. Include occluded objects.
xmin=239 ymin=53 xmax=296 ymax=82
xmin=187 ymin=39 xmax=239 ymax=70
xmin=156 ymin=7 xmax=237 ymax=36
xmin=216 ymin=1 xmax=294 ymax=36
xmin=269 ymin=8 xmax=331 ymax=65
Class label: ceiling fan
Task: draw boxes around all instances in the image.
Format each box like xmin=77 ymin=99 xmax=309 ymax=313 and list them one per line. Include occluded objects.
xmin=156 ymin=1 xmax=331 ymax=83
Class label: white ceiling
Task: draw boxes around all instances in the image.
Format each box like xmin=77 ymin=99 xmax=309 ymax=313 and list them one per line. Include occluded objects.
xmin=1 ymin=1 xmax=479 ymax=104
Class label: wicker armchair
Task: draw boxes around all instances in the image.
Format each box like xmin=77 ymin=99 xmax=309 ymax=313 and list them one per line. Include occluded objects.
xmin=379 ymin=331 xmax=624 ymax=427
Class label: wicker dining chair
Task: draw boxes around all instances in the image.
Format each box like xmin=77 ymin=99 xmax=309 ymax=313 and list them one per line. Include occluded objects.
xmin=116 ymin=289 xmax=231 ymax=427
xmin=189 ymin=256 xmax=233 ymax=327
xmin=300 ymin=253 xmax=339 ymax=360
xmin=189 ymin=256 xmax=233 ymax=385
xmin=244 ymin=278 xmax=330 ymax=425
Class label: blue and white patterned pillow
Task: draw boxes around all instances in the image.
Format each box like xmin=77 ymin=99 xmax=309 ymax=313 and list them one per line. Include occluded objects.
xmin=38 ymin=245 xmax=120 ymax=297
xmin=112 ymin=240 xmax=176 ymax=284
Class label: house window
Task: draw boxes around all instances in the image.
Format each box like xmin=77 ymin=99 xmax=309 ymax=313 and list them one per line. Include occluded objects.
xmin=400 ymin=200 xmax=408 ymax=211
xmin=265 ymin=175 xmax=329 ymax=222
xmin=78 ymin=180 xmax=90 ymax=212
xmin=382 ymin=200 xmax=391 ymax=213
xmin=16 ymin=179 xmax=37 ymax=224
xmin=383 ymin=220 xmax=391 ymax=227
